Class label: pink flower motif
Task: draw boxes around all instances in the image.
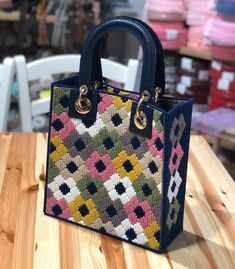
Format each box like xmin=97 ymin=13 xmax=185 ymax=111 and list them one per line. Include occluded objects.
xmin=146 ymin=128 xmax=164 ymax=160
xmin=98 ymin=93 xmax=113 ymax=113
xmin=85 ymin=151 xmax=117 ymax=181
xmin=46 ymin=196 xmax=72 ymax=219
xmin=169 ymin=142 xmax=184 ymax=175
xmin=124 ymin=197 xmax=155 ymax=228
xmin=51 ymin=112 xmax=75 ymax=139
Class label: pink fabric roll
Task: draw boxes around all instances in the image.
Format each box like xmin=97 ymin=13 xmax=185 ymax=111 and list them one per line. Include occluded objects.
xmin=187 ymin=26 xmax=211 ymax=51
xmin=211 ymin=45 xmax=235 ymax=61
xmin=147 ymin=0 xmax=186 ymax=13
xmin=150 ymin=22 xmax=187 ymax=41
xmin=186 ymin=0 xmax=216 ymax=48
xmin=153 ymin=21 xmax=184 ymax=29
xmin=161 ymin=39 xmax=187 ymax=49
xmin=147 ymin=0 xmax=186 ymax=21
xmin=149 ymin=21 xmax=187 ymax=49
xmin=147 ymin=11 xmax=185 ymax=22
xmin=186 ymin=0 xmax=215 ymax=26
xmin=204 ymin=16 xmax=235 ymax=46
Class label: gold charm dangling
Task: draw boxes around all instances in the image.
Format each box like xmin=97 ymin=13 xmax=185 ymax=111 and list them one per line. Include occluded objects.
xmin=75 ymin=85 xmax=92 ymax=114
xmin=134 ymin=92 xmax=148 ymax=129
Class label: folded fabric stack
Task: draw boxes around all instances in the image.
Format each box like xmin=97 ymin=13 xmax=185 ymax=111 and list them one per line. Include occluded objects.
xmin=193 ymin=107 xmax=235 ymax=136
xmin=186 ymin=0 xmax=215 ymax=49
xmin=147 ymin=0 xmax=187 ymax=49
xmin=209 ymin=60 xmax=235 ymax=110
xmin=164 ymin=53 xmax=179 ymax=94
xmin=176 ymin=57 xmax=210 ymax=113
xmin=147 ymin=0 xmax=186 ymax=21
xmin=204 ymin=0 xmax=235 ymax=61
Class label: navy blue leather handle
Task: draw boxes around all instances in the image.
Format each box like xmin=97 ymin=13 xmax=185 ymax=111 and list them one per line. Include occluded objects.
xmin=132 ymin=18 xmax=165 ymax=93
xmin=91 ymin=17 xmax=165 ymax=95
xmin=79 ymin=17 xmax=166 ymax=98
xmin=78 ymin=16 xmax=159 ymax=99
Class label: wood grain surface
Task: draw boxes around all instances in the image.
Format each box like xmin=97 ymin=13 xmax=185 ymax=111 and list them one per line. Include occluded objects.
xmin=0 ymin=133 xmax=235 ymax=269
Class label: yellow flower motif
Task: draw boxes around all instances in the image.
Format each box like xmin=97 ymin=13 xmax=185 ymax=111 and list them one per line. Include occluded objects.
xmin=50 ymin=135 xmax=67 ymax=162
xmin=144 ymin=221 xmax=160 ymax=249
xmin=112 ymin=95 xmax=132 ymax=112
xmin=112 ymin=150 xmax=142 ymax=182
xmin=68 ymin=196 xmax=99 ymax=226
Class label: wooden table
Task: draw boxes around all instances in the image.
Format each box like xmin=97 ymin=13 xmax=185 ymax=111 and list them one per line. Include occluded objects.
xmin=0 ymin=133 xmax=235 ymax=269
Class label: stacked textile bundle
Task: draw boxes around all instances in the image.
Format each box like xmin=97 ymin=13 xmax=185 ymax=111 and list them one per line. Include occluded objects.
xmin=209 ymin=60 xmax=235 ymax=110
xmin=186 ymin=0 xmax=215 ymax=49
xmin=164 ymin=53 xmax=179 ymax=94
xmin=147 ymin=0 xmax=187 ymax=49
xmin=204 ymin=0 xmax=235 ymax=61
xmin=176 ymin=57 xmax=210 ymax=113
xmin=193 ymin=108 xmax=235 ymax=135
xmin=147 ymin=0 xmax=186 ymax=21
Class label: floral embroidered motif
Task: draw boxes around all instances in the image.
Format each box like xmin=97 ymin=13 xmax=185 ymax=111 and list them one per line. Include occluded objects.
xmin=46 ymin=86 xmax=167 ymax=252
xmin=104 ymin=173 xmax=136 ymax=204
xmin=144 ymin=221 xmax=160 ymax=249
xmin=51 ymin=112 xmax=75 ymax=139
xmin=124 ymin=197 xmax=155 ymax=229
xmin=86 ymin=151 xmax=117 ymax=182
xmin=166 ymin=113 xmax=186 ymax=231
xmin=112 ymin=151 xmax=142 ymax=182
xmin=50 ymin=135 xmax=67 ymax=163
xmin=68 ymin=196 xmax=99 ymax=225
xmin=48 ymin=175 xmax=80 ymax=203
xmin=46 ymin=196 xmax=72 ymax=219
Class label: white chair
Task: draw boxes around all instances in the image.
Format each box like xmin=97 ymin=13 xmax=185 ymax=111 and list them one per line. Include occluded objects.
xmin=15 ymin=54 xmax=139 ymax=132
xmin=0 ymin=57 xmax=15 ymax=131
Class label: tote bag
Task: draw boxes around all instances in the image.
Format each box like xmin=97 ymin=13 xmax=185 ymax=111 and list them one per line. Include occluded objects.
xmin=44 ymin=16 xmax=193 ymax=253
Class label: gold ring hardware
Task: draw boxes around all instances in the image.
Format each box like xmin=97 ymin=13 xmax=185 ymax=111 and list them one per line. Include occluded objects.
xmin=141 ymin=90 xmax=150 ymax=102
xmin=134 ymin=96 xmax=147 ymax=129
xmin=75 ymin=85 xmax=92 ymax=115
xmin=134 ymin=111 xmax=147 ymax=130
xmin=155 ymin=87 xmax=163 ymax=94
xmin=154 ymin=87 xmax=162 ymax=103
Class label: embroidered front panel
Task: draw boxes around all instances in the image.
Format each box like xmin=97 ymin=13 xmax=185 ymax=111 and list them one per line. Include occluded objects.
xmin=45 ymin=86 xmax=164 ymax=251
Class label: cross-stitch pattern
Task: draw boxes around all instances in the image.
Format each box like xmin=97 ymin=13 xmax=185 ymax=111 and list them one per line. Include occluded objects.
xmin=167 ymin=113 xmax=186 ymax=230
xmin=45 ymin=87 xmax=164 ymax=251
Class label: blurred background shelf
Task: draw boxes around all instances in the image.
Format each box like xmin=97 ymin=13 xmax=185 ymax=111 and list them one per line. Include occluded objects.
xmin=177 ymin=47 xmax=212 ymax=61
xmin=0 ymin=10 xmax=56 ymax=23
xmin=203 ymin=129 xmax=235 ymax=152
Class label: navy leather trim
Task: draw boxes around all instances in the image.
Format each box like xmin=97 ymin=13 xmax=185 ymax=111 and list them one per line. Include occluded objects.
xmin=92 ymin=17 xmax=165 ymax=95
xmin=131 ymin=18 xmax=165 ymax=94
xmin=78 ymin=16 xmax=157 ymax=99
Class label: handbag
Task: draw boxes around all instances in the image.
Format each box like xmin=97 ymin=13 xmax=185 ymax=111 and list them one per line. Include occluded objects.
xmin=44 ymin=16 xmax=193 ymax=253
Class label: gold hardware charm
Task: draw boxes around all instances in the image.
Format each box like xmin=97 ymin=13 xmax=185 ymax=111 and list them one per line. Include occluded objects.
xmin=154 ymin=87 xmax=162 ymax=103
xmin=75 ymin=85 xmax=92 ymax=114
xmin=134 ymin=95 xmax=147 ymax=129
xmin=134 ymin=110 xmax=147 ymax=129
xmin=141 ymin=90 xmax=150 ymax=102
xmin=93 ymin=80 xmax=100 ymax=90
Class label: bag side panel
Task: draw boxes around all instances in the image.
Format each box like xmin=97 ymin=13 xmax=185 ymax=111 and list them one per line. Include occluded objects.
xmin=160 ymin=99 xmax=193 ymax=250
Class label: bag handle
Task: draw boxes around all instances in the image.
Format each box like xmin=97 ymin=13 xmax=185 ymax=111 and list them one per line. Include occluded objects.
xmin=78 ymin=16 xmax=163 ymax=100
xmin=131 ymin=18 xmax=165 ymax=93
xmin=91 ymin=17 xmax=165 ymax=96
